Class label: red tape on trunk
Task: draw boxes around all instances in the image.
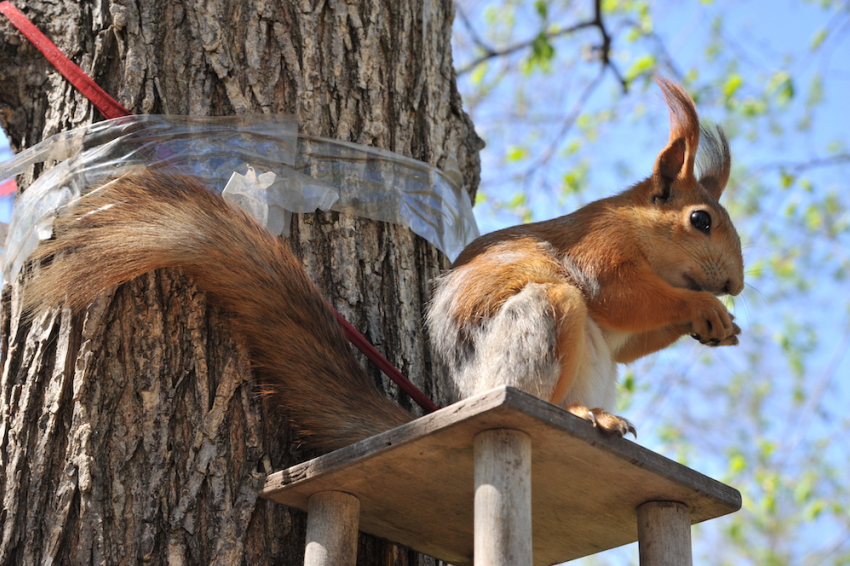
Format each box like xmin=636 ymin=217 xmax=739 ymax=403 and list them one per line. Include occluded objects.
xmin=0 ymin=0 xmax=439 ymax=414
xmin=0 ymin=1 xmax=130 ymax=120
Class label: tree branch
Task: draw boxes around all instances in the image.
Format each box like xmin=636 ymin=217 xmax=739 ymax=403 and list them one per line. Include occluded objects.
xmin=455 ymin=4 xmax=497 ymax=63
xmin=748 ymin=154 xmax=850 ymax=178
xmin=456 ymin=0 xmax=628 ymax=91
xmin=456 ymin=21 xmax=597 ymax=76
xmin=519 ymin=64 xmax=608 ymax=179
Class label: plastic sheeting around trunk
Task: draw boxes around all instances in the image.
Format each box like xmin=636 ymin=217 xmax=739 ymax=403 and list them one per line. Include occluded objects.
xmin=0 ymin=114 xmax=479 ymax=283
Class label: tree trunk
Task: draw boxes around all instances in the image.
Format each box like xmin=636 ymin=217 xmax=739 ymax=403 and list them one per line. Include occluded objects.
xmin=0 ymin=1 xmax=481 ymax=565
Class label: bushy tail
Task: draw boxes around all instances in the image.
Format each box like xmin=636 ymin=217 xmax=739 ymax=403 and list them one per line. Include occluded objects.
xmin=24 ymin=169 xmax=413 ymax=452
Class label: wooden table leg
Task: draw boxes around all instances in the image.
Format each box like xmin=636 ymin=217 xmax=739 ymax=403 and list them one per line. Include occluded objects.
xmin=474 ymin=429 xmax=533 ymax=566
xmin=637 ymin=501 xmax=692 ymax=566
xmin=304 ymin=490 xmax=360 ymax=566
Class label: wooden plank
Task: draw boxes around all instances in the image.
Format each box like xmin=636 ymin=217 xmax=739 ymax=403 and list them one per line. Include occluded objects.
xmin=304 ymin=491 xmax=360 ymax=566
xmin=474 ymin=429 xmax=533 ymax=565
xmin=637 ymin=501 xmax=693 ymax=566
xmin=262 ymin=387 xmax=741 ymax=565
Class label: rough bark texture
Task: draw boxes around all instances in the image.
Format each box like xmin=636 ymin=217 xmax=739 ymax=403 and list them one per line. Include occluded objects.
xmin=0 ymin=1 xmax=482 ymax=565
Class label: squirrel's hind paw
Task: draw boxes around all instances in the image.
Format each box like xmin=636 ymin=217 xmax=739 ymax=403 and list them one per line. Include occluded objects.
xmin=566 ymin=403 xmax=636 ymax=438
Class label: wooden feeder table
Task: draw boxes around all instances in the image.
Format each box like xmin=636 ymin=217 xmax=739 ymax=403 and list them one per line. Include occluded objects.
xmin=261 ymin=387 xmax=741 ymax=565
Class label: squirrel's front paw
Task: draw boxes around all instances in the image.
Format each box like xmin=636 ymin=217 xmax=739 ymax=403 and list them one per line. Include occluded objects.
xmin=690 ymin=295 xmax=740 ymax=346
xmin=691 ymin=317 xmax=741 ymax=346
xmin=566 ymin=403 xmax=636 ymax=438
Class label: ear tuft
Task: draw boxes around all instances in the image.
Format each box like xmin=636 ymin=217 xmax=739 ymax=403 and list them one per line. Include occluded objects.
xmin=654 ymin=77 xmax=700 ymax=182
xmin=697 ymin=124 xmax=731 ymax=200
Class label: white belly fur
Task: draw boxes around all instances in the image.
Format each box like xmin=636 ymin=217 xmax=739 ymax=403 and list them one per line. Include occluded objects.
xmin=428 ymin=271 xmax=631 ymax=410
xmin=561 ymin=321 xmax=630 ymax=411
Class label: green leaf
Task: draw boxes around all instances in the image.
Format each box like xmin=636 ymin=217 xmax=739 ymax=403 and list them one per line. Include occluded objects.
xmin=729 ymin=453 xmax=746 ymax=475
xmin=804 ymin=500 xmax=825 ymax=520
xmin=506 ymin=146 xmax=529 ymax=162
xmin=793 ymin=473 xmax=814 ymax=503
xmin=561 ymin=160 xmax=589 ymax=195
xmin=805 ymin=204 xmax=822 ymax=231
xmin=767 ymin=71 xmax=795 ymax=106
xmin=531 ymin=33 xmax=554 ymax=60
xmin=470 ymin=62 xmax=488 ymax=86
xmin=534 ymin=0 xmax=547 ymax=19
xmin=564 ymin=140 xmax=581 ymax=155
xmin=507 ymin=192 xmax=527 ymax=209
xmin=807 ymin=73 xmax=824 ymax=108
xmin=810 ymin=28 xmax=828 ymax=50
xmin=625 ymin=26 xmax=642 ymax=42
xmin=624 ymin=54 xmax=656 ymax=81
xmin=524 ymin=32 xmax=555 ymax=73
xmin=622 ymin=371 xmax=635 ymax=393
xmin=723 ymin=73 xmax=744 ymax=100
xmin=739 ymin=98 xmax=768 ymax=116
xmin=758 ymin=439 xmax=777 ymax=459
xmin=826 ymin=139 xmax=845 ymax=153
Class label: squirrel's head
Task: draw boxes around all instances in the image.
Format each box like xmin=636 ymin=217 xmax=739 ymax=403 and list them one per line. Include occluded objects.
xmin=631 ymin=77 xmax=744 ymax=297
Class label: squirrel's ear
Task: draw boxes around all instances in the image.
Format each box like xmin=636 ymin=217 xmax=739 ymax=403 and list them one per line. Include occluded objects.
xmin=655 ymin=138 xmax=687 ymax=185
xmin=651 ymin=77 xmax=700 ymax=196
xmin=697 ymin=124 xmax=731 ymax=201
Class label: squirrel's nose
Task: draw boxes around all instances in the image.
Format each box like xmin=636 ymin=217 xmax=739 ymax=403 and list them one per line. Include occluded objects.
xmin=724 ymin=279 xmax=744 ymax=296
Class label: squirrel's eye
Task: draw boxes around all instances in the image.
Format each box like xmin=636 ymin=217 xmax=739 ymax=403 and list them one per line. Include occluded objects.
xmin=690 ymin=210 xmax=712 ymax=234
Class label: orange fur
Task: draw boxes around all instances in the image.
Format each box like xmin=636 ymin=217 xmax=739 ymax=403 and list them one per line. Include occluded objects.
xmin=429 ymin=77 xmax=744 ymax=436
xmin=25 ymin=78 xmax=742 ymax=449
xmin=544 ymin=283 xmax=588 ymax=405
xmin=24 ymin=170 xmax=412 ymax=453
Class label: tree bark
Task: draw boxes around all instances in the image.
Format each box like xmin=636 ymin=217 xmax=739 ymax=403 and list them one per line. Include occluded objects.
xmin=0 ymin=1 xmax=481 ymax=565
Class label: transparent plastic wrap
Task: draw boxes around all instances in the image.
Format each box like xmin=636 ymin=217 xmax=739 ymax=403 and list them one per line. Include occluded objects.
xmin=0 ymin=115 xmax=479 ymax=282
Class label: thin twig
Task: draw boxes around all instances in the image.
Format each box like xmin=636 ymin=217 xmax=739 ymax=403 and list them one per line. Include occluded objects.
xmin=780 ymin=322 xmax=850 ymax=461
xmin=748 ymin=154 xmax=850 ymax=178
xmin=455 ymin=4 xmax=497 ymax=60
xmin=738 ymin=152 xmax=850 ymax=257
xmin=619 ymin=19 xmax=685 ymax=80
xmin=589 ymin=0 xmax=628 ymax=92
xmin=519 ymin=64 xmax=608 ymax=179
xmin=457 ymin=20 xmax=597 ymax=75
xmin=457 ymin=0 xmax=628 ymax=89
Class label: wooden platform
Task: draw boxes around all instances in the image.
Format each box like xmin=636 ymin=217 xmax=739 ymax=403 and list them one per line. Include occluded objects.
xmin=261 ymin=387 xmax=741 ymax=565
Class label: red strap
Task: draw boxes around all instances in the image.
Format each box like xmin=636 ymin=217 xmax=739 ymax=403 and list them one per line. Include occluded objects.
xmin=0 ymin=1 xmax=130 ymax=120
xmin=335 ymin=312 xmax=439 ymax=413
xmin=0 ymin=0 xmax=438 ymax=414
xmin=0 ymin=178 xmax=16 ymax=196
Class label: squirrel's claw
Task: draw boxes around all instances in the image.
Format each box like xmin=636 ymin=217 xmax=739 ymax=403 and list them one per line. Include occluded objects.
xmin=566 ymin=403 xmax=637 ymax=438
xmin=691 ymin=320 xmax=741 ymax=347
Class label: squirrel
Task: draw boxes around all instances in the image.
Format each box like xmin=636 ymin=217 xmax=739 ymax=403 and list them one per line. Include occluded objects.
xmin=426 ymin=77 xmax=744 ymax=435
xmin=22 ymin=77 xmax=743 ymax=452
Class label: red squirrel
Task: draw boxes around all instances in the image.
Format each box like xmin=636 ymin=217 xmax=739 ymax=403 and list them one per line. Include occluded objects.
xmin=427 ymin=78 xmax=743 ymax=435
xmin=23 ymin=78 xmax=742 ymax=451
